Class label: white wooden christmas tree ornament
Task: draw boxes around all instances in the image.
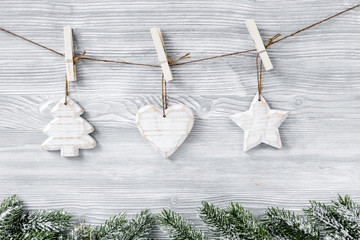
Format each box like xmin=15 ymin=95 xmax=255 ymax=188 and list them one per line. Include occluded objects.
xmin=42 ymin=97 xmax=96 ymax=157
xmin=136 ymin=104 xmax=194 ymax=158
xmin=230 ymin=93 xmax=289 ymax=152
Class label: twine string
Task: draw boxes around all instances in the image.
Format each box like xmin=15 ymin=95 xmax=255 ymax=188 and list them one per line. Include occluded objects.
xmin=161 ymin=52 xmax=191 ymax=117
xmin=161 ymin=73 xmax=166 ymax=117
xmin=63 ymin=50 xmax=86 ymax=104
xmin=0 ymin=4 xmax=358 ymax=69
xmin=0 ymin=4 xmax=359 ymax=107
xmin=65 ymin=74 xmax=68 ymax=105
xmin=74 ymin=50 xmax=87 ymax=64
xmin=256 ymin=33 xmax=281 ymax=101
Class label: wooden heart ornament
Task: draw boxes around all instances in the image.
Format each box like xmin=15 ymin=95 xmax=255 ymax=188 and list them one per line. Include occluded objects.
xmin=136 ymin=104 xmax=194 ymax=158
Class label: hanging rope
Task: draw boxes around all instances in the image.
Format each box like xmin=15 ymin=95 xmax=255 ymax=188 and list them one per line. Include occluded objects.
xmin=160 ymin=53 xmax=191 ymax=117
xmin=0 ymin=4 xmax=359 ymax=109
xmin=64 ymin=74 xmax=68 ymax=105
xmin=0 ymin=4 xmax=358 ymax=68
xmin=256 ymin=34 xmax=282 ymax=101
xmin=161 ymin=73 xmax=167 ymax=117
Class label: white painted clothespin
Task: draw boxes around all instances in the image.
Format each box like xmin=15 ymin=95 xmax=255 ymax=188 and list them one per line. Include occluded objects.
xmin=64 ymin=26 xmax=76 ymax=81
xmin=245 ymin=19 xmax=273 ymax=71
xmin=150 ymin=28 xmax=173 ymax=82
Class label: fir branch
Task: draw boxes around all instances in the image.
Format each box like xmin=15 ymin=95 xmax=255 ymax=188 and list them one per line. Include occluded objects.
xmin=15 ymin=230 xmax=58 ymax=240
xmin=93 ymin=210 xmax=155 ymax=240
xmin=66 ymin=221 xmax=92 ymax=240
xmin=262 ymin=207 xmax=320 ymax=240
xmin=157 ymin=209 xmax=208 ymax=240
xmin=198 ymin=201 xmax=240 ymax=239
xmin=21 ymin=209 xmax=72 ymax=234
xmin=121 ymin=209 xmax=156 ymax=239
xmin=225 ymin=202 xmax=270 ymax=240
xmin=305 ymin=199 xmax=349 ymax=239
xmin=92 ymin=213 xmax=128 ymax=239
xmin=0 ymin=195 xmax=23 ymax=239
xmin=331 ymin=195 xmax=360 ymax=239
xmin=305 ymin=195 xmax=360 ymax=240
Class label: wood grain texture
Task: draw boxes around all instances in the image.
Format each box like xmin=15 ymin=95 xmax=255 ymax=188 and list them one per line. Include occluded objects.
xmin=230 ymin=93 xmax=289 ymax=152
xmin=136 ymin=104 xmax=194 ymax=158
xmin=0 ymin=0 xmax=360 ymax=238
xmin=42 ymin=97 xmax=96 ymax=157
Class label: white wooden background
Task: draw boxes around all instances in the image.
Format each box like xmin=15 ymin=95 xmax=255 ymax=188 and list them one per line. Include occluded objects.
xmin=1 ymin=0 xmax=360 ymax=238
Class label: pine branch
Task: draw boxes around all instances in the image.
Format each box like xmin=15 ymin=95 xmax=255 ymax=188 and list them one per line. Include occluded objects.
xmin=332 ymin=195 xmax=360 ymax=238
xmin=0 ymin=195 xmax=23 ymax=239
xmin=21 ymin=209 xmax=72 ymax=234
xmin=225 ymin=202 xmax=270 ymax=240
xmin=305 ymin=200 xmax=348 ymax=239
xmin=262 ymin=207 xmax=320 ymax=240
xmin=157 ymin=209 xmax=208 ymax=240
xmin=305 ymin=195 xmax=360 ymax=240
xmin=14 ymin=230 xmax=58 ymax=240
xmin=92 ymin=213 xmax=128 ymax=239
xmin=198 ymin=201 xmax=240 ymax=239
xmin=121 ymin=209 xmax=156 ymax=240
xmin=66 ymin=221 xmax=92 ymax=240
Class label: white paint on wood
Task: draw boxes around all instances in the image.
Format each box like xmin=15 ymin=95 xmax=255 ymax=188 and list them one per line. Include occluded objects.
xmin=245 ymin=19 xmax=273 ymax=71
xmin=42 ymin=97 xmax=96 ymax=157
xmin=64 ymin=26 xmax=76 ymax=81
xmin=150 ymin=28 xmax=173 ymax=81
xmin=136 ymin=104 xmax=194 ymax=158
xmin=230 ymin=93 xmax=289 ymax=152
xmin=0 ymin=1 xmax=359 ymax=238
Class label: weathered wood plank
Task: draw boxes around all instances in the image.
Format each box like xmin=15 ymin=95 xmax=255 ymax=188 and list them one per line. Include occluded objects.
xmin=0 ymin=0 xmax=360 ymax=238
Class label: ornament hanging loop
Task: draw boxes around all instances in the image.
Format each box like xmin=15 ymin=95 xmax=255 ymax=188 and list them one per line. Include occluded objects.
xmin=255 ymin=33 xmax=281 ymax=101
xmin=161 ymin=73 xmax=167 ymax=117
xmin=161 ymin=53 xmax=191 ymax=118
xmin=256 ymin=52 xmax=263 ymax=101
xmin=64 ymin=74 xmax=69 ymax=105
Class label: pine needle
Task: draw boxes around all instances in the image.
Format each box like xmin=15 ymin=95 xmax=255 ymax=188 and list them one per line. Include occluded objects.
xmin=21 ymin=209 xmax=72 ymax=234
xmin=262 ymin=207 xmax=320 ymax=240
xmin=305 ymin=195 xmax=360 ymax=239
xmin=199 ymin=201 xmax=242 ymax=239
xmin=0 ymin=195 xmax=23 ymax=239
xmin=225 ymin=202 xmax=270 ymax=240
xmin=157 ymin=209 xmax=208 ymax=240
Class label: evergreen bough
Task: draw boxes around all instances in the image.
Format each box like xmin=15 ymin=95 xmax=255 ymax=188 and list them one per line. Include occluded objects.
xmin=0 ymin=195 xmax=155 ymax=240
xmin=199 ymin=201 xmax=269 ymax=239
xmin=158 ymin=194 xmax=360 ymax=240
xmin=157 ymin=208 xmax=208 ymax=240
xmin=1 ymin=194 xmax=360 ymax=239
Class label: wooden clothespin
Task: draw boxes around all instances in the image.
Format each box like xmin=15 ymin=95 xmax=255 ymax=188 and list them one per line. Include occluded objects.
xmin=64 ymin=26 xmax=76 ymax=81
xmin=150 ymin=28 xmax=173 ymax=82
xmin=245 ymin=19 xmax=273 ymax=71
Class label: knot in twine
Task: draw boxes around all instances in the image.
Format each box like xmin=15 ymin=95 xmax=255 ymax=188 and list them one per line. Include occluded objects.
xmin=74 ymin=50 xmax=87 ymax=64
xmin=265 ymin=33 xmax=282 ymax=48
xmin=256 ymin=33 xmax=281 ymax=101
xmin=167 ymin=52 xmax=191 ymax=65
xmin=161 ymin=52 xmax=191 ymax=117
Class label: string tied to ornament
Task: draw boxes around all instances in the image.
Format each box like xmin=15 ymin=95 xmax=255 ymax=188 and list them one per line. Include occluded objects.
xmin=256 ymin=33 xmax=281 ymax=101
xmin=65 ymin=74 xmax=69 ymax=105
xmin=0 ymin=3 xmax=359 ymax=106
xmin=161 ymin=52 xmax=191 ymax=117
xmin=64 ymin=50 xmax=87 ymax=105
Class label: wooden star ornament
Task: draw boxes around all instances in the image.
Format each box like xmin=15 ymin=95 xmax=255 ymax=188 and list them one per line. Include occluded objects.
xmin=230 ymin=93 xmax=289 ymax=152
